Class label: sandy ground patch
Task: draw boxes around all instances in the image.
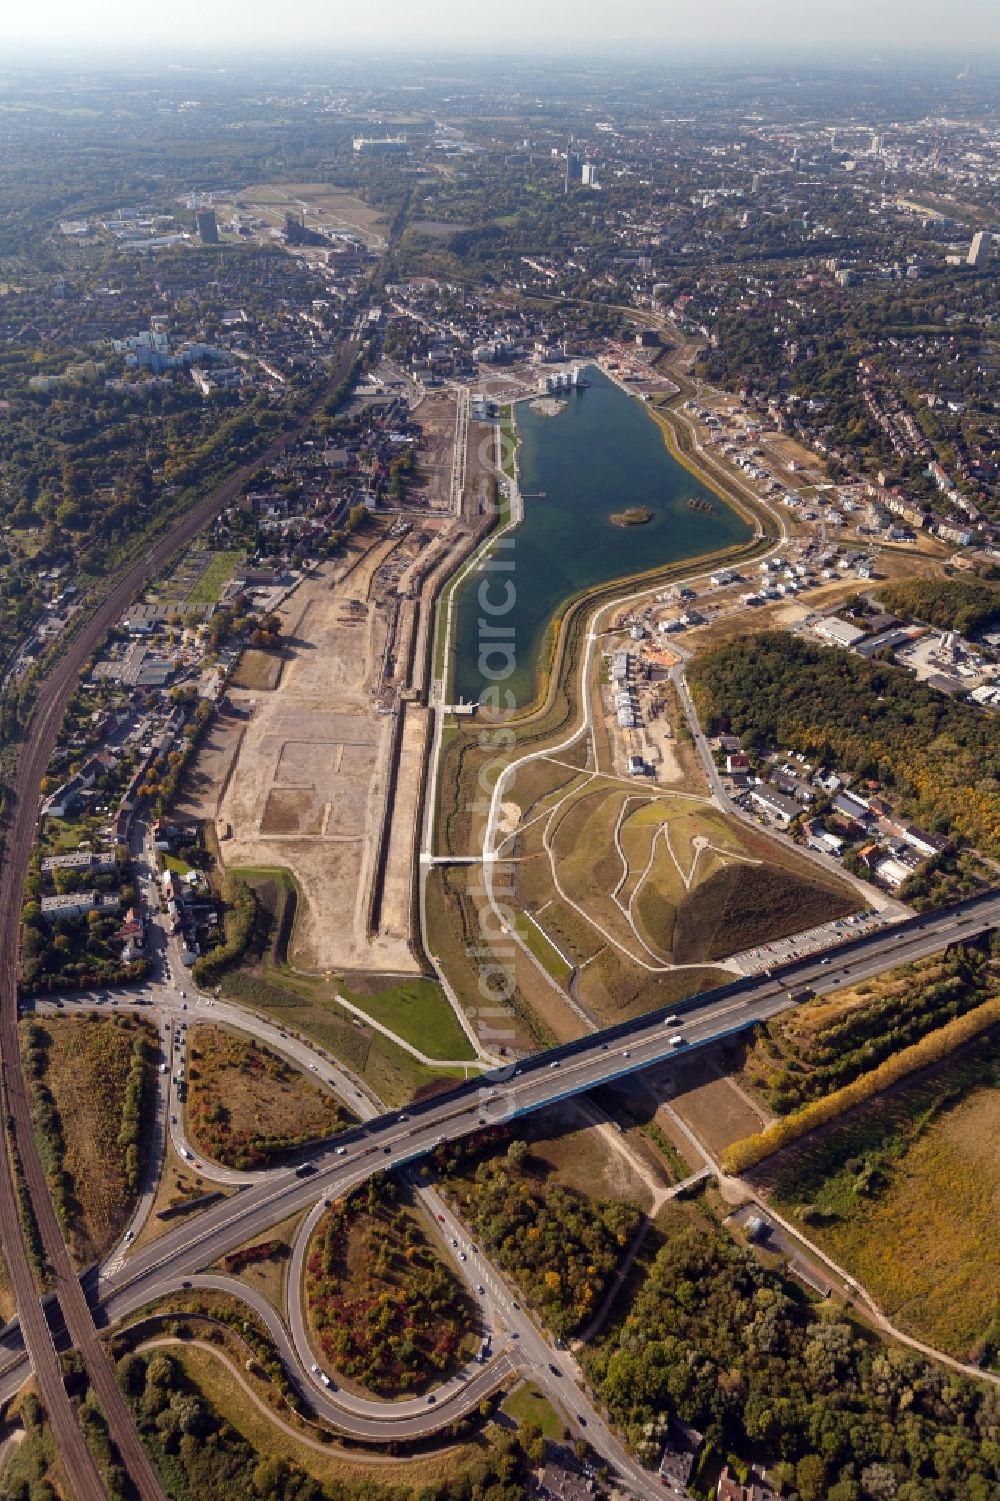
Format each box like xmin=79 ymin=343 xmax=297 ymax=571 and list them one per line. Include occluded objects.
xmin=379 ymin=704 xmax=429 ymax=947
xmin=497 ymin=801 xmax=522 ymax=836
xmin=218 ymin=547 xmax=419 ymax=974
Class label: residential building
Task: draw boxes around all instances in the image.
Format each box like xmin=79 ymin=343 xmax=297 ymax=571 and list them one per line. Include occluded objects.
xmin=717 ymin=1465 xmax=779 ymax=1501
xmin=41 ymin=851 xmax=116 ymax=876
xmin=658 ymin=1418 xmax=704 ymax=1492
xmin=39 ymin=891 xmax=120 ymax=924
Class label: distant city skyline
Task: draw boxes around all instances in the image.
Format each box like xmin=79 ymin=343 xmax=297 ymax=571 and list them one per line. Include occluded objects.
xmin=2 ymin=0 xmax=998 ymax=59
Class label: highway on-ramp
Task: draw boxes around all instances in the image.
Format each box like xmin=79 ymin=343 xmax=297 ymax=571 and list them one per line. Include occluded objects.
xmin=0 ymin=884 xmax=995 ymax=1495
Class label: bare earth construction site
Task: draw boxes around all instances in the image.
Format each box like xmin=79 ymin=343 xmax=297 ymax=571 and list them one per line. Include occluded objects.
xmin=216 ymin=518 xmax=463 ymax=973
xmin=176 ymin=359 xmax=497 ymax=982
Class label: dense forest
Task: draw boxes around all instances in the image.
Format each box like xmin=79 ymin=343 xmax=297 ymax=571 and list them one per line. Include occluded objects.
xmin=688 ymin=632 xmax=1000 ymax=856
xmin=444 ymin=1144 xmax=640 ymax=1338
xmin=306 ymin=1175 xmax=473 ymax=1395
xmin=109 ymin=1346 xmax=538 ymax=1501
xmin=879 ymin=578 xmax=1000 ymax=638
xmin=588 ymin=1213 xmax=1000 ymax=1500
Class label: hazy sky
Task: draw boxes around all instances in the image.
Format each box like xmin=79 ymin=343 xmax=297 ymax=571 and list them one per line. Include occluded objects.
xmin=1 ymin=0 xmax=996 ymax=57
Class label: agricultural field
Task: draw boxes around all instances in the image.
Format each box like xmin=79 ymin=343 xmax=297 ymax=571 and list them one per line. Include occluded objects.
xmin=305 ymin=1176 xmax=477 ymax=1395
xmin=20 ymin=1013 xmax=156 ymax=1265
xmin=186 ymin=1025 xmax=351 ymax=1170
xmin=754 ymin=1038 xmax=1000 ymax=1363
xmin=741 ymin=942 xmax=999 ymax=1114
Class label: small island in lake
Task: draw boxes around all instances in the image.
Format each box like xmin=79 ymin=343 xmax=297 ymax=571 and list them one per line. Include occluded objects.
xmin=610 ymin=506 xmax=654 ymax=527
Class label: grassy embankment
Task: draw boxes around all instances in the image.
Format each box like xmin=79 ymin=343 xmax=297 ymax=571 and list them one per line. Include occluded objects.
xmin=501 ymin=1382 xmax=564 ymax=1440
xmin=215 ymin=865 xmax=477 ymax=1101
xmin=159 ymin=1343 xmax=492 ymax=1491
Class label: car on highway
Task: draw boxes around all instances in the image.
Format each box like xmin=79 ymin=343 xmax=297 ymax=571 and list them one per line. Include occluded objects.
xmin=336 ymin=1146 xmax=347 ymax=1156
xmin=477 ymin=1284 xmax=485 ymax=1295
xmin=668 ymin=1034 xmax=686 ymax=1047
xmin=548 ymin=1363 xmax=561 ymax=1376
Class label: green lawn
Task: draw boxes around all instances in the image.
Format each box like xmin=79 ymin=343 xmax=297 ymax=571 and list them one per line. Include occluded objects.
xmin=514 ymin=911 xmax=573 ymax=986
xmin=187 ymin=549 xmax=243 ymax=607
xmin=339 ymin=977 xmax=477 ymax=1061
xmin=218 ymin=969 xmax=475 ymax=1107
xmin=162 ymin=853 xmax=197 ymax=877
xmin=501 ymin=1381 xmax=564 ymax=1440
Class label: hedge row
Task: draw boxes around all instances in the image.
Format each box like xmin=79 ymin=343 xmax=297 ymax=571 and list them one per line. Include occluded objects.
xmin=724 ymin=995 xmax=1000 ymax=1174
xmin=191 ymin=876 xmax=256 ymax=988
xmin=118 ymin=1035 xmax=148 ymax=1194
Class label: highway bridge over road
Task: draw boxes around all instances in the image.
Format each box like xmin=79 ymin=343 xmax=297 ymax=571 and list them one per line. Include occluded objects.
xmin=0 ymin=883 xmax=995 ymax=1486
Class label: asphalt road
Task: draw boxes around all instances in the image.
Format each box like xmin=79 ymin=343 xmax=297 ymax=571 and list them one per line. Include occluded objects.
xmin=3 ymin=883 xmax=995 ymax=1494
xmin=0 ymin=348 xmax=357 ymax=1501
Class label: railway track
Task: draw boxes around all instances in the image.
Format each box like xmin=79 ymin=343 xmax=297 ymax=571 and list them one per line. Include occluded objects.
xmin=0 ymin=353 xmax=355 ymax=1499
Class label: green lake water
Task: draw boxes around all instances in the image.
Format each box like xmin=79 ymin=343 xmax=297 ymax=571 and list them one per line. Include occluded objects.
xmin=452 ymin=365 xmax=750 ymax=707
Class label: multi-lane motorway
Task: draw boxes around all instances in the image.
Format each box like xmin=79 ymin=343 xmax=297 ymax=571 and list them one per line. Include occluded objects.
xmin=3 ymin=883 xmax=996 ymax=1497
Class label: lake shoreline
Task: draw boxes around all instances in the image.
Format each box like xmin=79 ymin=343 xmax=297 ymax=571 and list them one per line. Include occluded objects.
xmin=452 ymin=364 xmax=750 ymax=706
